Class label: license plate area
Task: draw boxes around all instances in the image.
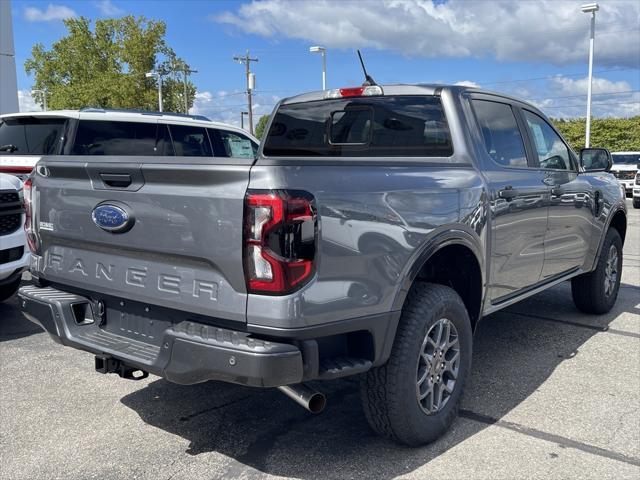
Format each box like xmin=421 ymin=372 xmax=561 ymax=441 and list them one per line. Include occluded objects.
xmin=101 ymin=300 xmax=171 ymax=347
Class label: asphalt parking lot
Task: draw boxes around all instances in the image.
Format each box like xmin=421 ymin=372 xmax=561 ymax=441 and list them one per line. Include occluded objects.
xmin=1 ymin=200 xmax=638 ymax=480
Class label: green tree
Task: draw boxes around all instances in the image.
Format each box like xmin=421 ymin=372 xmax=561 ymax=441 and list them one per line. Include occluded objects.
xmin=25 ymin=16 xmax=195 ymax=113
xmin=552 ymin=117 xmax=640 ymax=152
xmin=254 ymin=114 xmax=270 ymax=140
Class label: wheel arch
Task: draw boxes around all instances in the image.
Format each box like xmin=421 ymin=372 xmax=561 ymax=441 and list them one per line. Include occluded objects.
xmin=393 ymin=228 xmax=486 ymax=330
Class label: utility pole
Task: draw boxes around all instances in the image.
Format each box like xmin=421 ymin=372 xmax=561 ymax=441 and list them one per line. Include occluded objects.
xmin=182 ymin=65 xmax=197 ymax=114
xmin=233 ymin=50 xmax=258 ymax=134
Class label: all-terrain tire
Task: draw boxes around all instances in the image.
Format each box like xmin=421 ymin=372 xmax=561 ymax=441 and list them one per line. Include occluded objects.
xmin=571 ymin=228 xmax=623 ymax=314
xmin=360 ymin=283 xmax=472 ymax=446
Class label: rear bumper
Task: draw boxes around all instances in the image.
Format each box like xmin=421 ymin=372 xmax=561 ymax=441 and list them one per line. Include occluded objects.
xmin=18 ymin=285 xmax=303 ymax=387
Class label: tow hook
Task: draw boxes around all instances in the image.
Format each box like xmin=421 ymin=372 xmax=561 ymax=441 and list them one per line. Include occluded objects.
xmin=95 ymin=356 xmax=148 ymax=380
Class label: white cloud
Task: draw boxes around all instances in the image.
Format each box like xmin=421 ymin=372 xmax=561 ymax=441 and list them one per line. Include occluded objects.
xmin=454 ymin=80 xmax=481 ymax=88
xmin=18 ymin=90 xmax=43 ymax=112
xmin=550 ymin=76 xmax=632 ymax=96
xmin=215 ymin=0 xmax=640 ymax=67
xmin=24 ymin=4 xmax=76 ymax=22
xmin=95 ymin=0 xmax=124 ymax=16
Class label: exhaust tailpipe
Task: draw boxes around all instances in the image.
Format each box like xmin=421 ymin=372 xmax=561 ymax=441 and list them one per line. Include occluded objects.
xmin=278 ymin=384 xmax=326 ymax=414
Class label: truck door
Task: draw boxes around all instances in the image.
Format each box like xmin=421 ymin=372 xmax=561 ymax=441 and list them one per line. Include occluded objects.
xmin=470 ymin=97 xmax=549 ymax=303
xmin=519 ymin=109 xmax=594 ymax=279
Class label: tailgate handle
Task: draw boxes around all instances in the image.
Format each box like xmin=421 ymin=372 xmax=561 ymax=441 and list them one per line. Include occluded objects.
xmin=100 ymin=173 xmax=132 ymax=188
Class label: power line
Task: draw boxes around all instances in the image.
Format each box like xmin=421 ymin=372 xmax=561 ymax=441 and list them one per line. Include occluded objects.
xmin=527 ymin=89 xmax=640 ymax=101
xmin=541 ymin=100 xmax=639 ymax=109
xmin=481 ymin=67 xmax=638 ymax=86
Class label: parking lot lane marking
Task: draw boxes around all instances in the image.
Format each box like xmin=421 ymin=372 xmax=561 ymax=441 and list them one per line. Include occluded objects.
xmin=508 ymin=311 xmax=640 ymax=339
xmin=459 ymin=409 xmax=640 ymax=467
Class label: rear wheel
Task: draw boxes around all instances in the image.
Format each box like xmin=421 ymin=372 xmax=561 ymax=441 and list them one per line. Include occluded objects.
xmin=571 ymin=228 xmax=622 ymax=314
xmin=0 ymin=278 xmax=21 ymax=303
xmin=360 ymin=283 xmax=472 ymax=446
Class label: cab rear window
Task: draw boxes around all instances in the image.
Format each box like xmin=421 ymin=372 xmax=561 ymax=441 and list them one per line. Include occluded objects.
xmin=263 ymin=96 xmax=452 ymax=157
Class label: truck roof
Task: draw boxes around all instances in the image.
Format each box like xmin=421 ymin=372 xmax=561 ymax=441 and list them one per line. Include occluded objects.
xmin=280 ymin=83 xmax=538 ymax=110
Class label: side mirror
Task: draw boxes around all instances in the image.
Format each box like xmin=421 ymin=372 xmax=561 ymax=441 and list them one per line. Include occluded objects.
xmin=580 ymin=148 xmax=612 ymax=172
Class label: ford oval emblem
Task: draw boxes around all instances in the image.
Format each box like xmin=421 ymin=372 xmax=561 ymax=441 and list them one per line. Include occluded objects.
xmin=91 ymin=203 xmax=133 ymax=233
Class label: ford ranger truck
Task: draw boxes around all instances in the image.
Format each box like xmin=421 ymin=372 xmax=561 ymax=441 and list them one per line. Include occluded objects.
xmin=19 ymin=85 xmax=627 ymax=446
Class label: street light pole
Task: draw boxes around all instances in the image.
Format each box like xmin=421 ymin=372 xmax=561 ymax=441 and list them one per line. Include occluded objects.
xmin=309 ymin=46 xmax=327 ymax=90
xmin=241 ymin=111 xmax=248 ymax=130
xmin=146 ymin=71 xmax=163 ymax=112
xmin=581 ymin=2 xmax=599 ymax=148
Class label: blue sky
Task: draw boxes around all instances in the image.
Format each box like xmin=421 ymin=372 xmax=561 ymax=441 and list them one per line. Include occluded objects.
xmin=10 ymin=0 xmax=640 ymax=127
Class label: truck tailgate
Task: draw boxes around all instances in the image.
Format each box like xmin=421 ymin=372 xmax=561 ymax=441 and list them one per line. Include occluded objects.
xmin=32 ymin=156 xmax=250 ymax=323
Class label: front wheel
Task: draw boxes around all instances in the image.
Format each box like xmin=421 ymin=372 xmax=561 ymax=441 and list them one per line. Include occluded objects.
xmin=633 ymin=198 xmax=640 ymax=209
xmin=360 ymin=283 xmax=472 ymax=446
xmin=571 ymin=228 xmax=623 ymax=314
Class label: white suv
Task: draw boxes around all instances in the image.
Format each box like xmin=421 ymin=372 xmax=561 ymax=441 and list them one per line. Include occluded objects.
xmin=0 ymin=173 xmax=28 ymax=302
xmin=633 ymin=172 xmax=640 ymax=209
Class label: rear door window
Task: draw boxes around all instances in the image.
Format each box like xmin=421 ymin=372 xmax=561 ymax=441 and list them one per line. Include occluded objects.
xmin=0 ymin=117 xmax=67 ymax=155
xmin=72 ymin=120 xmax=157 ymax=155
xmin=263 ymin=96 xmax=453 ymax=157
xmin=471 ymin=100 xmax=528 ymax=168
xmin=168 ymin=124 xmax=212 ymax=157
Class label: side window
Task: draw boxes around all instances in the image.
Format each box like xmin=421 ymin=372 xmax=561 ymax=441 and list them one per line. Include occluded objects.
xmin=156 ymin=124 xmax=175 ymax=156
xmin=168 ymin=124 xmax=212 ymax=157
xmin=71 ymin=121 xmax=157 ymax=155
xmin=216 ymin=130 xmax=257 ymax=158
xmin=522 ymin=110 xmax=572 ymax=170
xmin=471 ymin=100 xmax=528 ymax=168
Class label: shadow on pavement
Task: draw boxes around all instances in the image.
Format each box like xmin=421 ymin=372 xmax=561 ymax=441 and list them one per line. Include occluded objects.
xmin=120 ymin=280 xmax=637 ymax=479
xmin=0 ymin=281 xmax=42 ymax=342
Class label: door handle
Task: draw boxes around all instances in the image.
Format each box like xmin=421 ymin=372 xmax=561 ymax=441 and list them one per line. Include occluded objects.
xmin=498 ymin=186 xmax=518 ymax=200
xmin=100 ymin=173 xmax=132 ymax=188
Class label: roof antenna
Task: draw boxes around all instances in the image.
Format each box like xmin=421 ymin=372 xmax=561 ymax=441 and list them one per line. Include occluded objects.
xmin=357 ymin=49 xmax=377 ymax=86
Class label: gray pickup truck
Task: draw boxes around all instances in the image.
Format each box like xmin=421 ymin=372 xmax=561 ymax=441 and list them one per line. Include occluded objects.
xmin=19 ymin=85 xmax=627 ymax=445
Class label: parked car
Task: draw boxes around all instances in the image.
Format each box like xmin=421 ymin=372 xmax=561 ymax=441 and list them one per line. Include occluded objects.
xmin=0 ymin=173 xmax=29 ymax=302
xmin=19 ymin=85 xmax=626 ymax=446
xmin=633 ymin=172 xmax=640 ymax=208
xmin=610 ymin=151 xmax=639 ymax=196
xmin=0 ymin=109 xmax=259 ymax=179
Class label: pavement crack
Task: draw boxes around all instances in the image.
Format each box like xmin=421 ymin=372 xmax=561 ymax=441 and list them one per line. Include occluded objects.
xmin=459 ymin=409 xmax=640 ymax=467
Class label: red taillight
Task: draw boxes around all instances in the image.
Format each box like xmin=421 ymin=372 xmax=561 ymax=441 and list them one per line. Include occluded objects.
xmin=23 ymin=177 xmax=38 ymax=253
xmin=243 ymin=190 xmax=317 ymax=295
xmin=0 ymin=166 xmax=34 ymax=174
xmin=339 ymin=87 xmax=365 ymax=97
xmin=325 ymin=85 xmax=384 ymax=99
